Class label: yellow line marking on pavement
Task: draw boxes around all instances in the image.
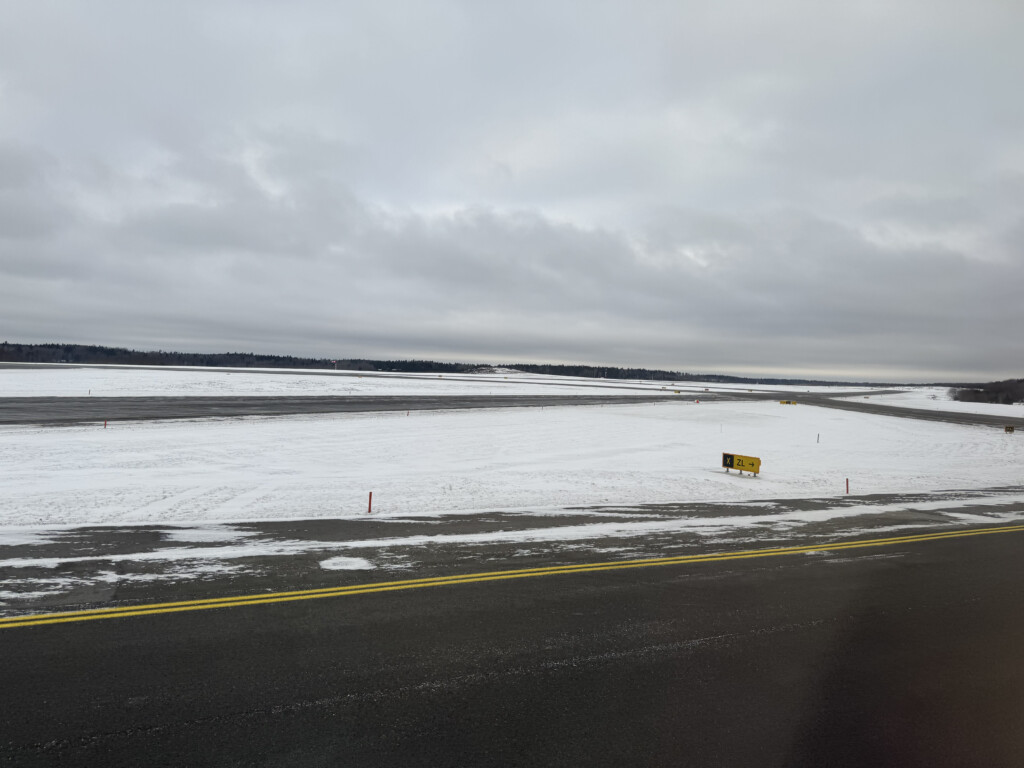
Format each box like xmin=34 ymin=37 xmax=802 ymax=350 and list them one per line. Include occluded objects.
xmin=3 ymin=523 xmax=1023 ymax=630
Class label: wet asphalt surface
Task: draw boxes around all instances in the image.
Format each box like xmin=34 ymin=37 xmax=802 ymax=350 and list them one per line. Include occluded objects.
xmin=3 ymin=512 xmax=1024 ymax=768
xmin=2 ymin=388 xmax=1024 ymax=766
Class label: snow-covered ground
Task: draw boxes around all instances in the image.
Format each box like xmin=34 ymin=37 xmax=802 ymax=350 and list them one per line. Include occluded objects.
xmin=848 ymin=386 xmax=1024 ymax=416
xmin=1 ymin=394 xmax=1021 ymax=528
xmin=0 ymin=363 xmax=873 ymax=398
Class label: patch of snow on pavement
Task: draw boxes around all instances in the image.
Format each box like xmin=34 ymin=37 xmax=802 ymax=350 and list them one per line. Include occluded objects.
xmin=319 ymin=556 xmax=375 ymax=570
xmin=0 ymin=530 xmax=57 ymax=546
xmin=0 ymin=564 xmax=251 ymax=607
xmin=3 ymin=494 xmax=1022 ymax=570
xmin=160 ymin=525 xmax=256 ymax=543
xmin=0 ymin=589 xmax=68 ymax=601
xmin=0 ymin=540 xmax=346 ymax=568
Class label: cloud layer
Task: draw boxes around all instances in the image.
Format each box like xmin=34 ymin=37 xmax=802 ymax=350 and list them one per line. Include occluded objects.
xmin=2 ymin=1 xmax=1023 ymax=380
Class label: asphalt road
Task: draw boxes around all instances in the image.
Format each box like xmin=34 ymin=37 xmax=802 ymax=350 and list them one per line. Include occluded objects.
xmin=2 ymin=523 xmax=1024 ymax=767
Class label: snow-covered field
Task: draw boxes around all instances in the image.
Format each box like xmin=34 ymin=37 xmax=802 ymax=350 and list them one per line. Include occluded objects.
xmin=0 ymin=363 xmax=872 ymax=398
xmin=1 ymin=385 xmax=1021 ymax=528
xmin=848 ymin=387 xmax=1024 ymax=416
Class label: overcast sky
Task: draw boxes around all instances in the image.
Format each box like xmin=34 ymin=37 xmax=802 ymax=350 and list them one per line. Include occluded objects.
xmin=2 ymin=1 xmax=1022 ymax=381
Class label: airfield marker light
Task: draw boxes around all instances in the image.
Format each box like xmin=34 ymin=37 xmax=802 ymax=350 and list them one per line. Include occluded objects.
xmin=846 ymin=478 xmax=849 ymax=494
xmin=368 ymin=492 xmax=373 ymax=514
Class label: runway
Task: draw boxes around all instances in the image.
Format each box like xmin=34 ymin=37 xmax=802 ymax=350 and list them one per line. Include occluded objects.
xmin=3 ymin=389 xmax=1020 ymax=431
xmin=0 ymin=393 xmax=686 ymax=425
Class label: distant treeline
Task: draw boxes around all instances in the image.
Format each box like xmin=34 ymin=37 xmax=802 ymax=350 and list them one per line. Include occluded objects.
xmin=503 ymin=363 xmax=699 ymax=381
xmin=0 ymin=342 xmax=469 ymax=373
xmin=950 ymin=379 xmax=1024 ymax=405
xmin=2 ymin=341 xmax=886 ymax=386
xmin=497 ymin=362 xmax=850 ymax=385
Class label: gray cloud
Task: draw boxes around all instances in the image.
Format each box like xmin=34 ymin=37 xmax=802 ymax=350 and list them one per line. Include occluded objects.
xmin=1 ymin=1 xmax=1023 ymax=381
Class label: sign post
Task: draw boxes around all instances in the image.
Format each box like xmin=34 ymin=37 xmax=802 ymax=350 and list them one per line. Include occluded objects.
xmin=722 ymin=452 xmax=761 ymax=476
